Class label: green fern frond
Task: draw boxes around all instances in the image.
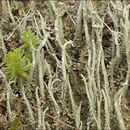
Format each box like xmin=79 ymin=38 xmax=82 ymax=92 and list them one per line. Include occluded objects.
xmin=20 ymin=29 xmax=40 ymax=49
xmin=3 ymin=48 xmax=32 ymax=85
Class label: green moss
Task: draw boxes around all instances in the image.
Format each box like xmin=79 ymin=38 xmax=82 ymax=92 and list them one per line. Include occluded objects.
xmin=21 ymin=29 xmax=39 ymax=49
xmin=9 ymin=117 xmax=19 ymax=130
xmin=20 ymin=29 xmax=40 ymax=62
xmin=3 ymin=48 xmax=32 ymax=85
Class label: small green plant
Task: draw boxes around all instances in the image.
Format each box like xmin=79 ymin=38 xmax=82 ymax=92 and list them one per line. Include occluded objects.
xmin=3 ymin=48 xmax=32 ymax=85
xmin=9 ymin=117 xmax=19 ymax=130
xmin=20 ymin=29 xmax=40 ymax=62
xmin=21 ymin=29 xmax=39 ymax=49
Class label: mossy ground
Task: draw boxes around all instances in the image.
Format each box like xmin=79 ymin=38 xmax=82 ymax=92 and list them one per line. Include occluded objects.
xmin=0 ymin=0 xmax=129 ymax=129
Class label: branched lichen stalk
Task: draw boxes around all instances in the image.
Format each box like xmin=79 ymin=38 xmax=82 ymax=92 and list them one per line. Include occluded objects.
xmin=75 ymin=1 xmax=83 ymax=44
xmin=123 ymin=3 xmax=130 ymax=86
xmin=0 ymin=70 xmax=12 ymax=121
xmin=62 ymin=41 xmax=73 ymax=80
xmin=101 ymin=46 xmax=111 ymax=108
xmin=36 ymin=87 xmax=42 ymax=129
xmin=75 ymin=101 xmax=82 ymax=129
xmin=33 ymin=16 xmax=43 ymax=38
xmin=68 ymin=75 xmax=82 ymax=129
xmin=102 ymin=90 xmax=110 ymax=129
xmin=21 ymin=85 xmax=35 ymax=125
xmin=91 ymin=40 xmax=98 ymax=99
xmin=1 ymin=1 xmax=8 ymax=16
xmin=82 ymin=1 xmax=91 ymax=67
xmin=81 ymin=74 xmax=101 ymax=129
xmin=45 ymin=78 xmax=60 ymax=115
xmin=0 ymin=30 xmax=7 ymax=56
xmin=82 ymin=1 xmax=90 ymax=45
xmin=67 ymin=75 xmax=76 ymax=113
xmin=7 ymin=0 xmax=15 ymax=23
xmin=50 ymin=1 xmax=65 ymax=48
xmin=37 ymin=10 xmax=55 ymax=53
xmin=114 ymin=86 xmax=127 ymax=129
xmin=27 ymin=38 xmax=37 ymax=87
xmin=42 ymin=107 xmax=48 ymax=129
xmin=37 ymin=36 xmax=48 ymax=99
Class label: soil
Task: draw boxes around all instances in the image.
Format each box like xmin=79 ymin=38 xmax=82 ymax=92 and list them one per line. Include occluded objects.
xmin=0 ymin=0 xmax=129 ymax=129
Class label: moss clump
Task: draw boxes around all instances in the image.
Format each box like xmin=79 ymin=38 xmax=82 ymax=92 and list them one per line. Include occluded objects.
xmin=3 ymin=48 xmax=32 ymax=85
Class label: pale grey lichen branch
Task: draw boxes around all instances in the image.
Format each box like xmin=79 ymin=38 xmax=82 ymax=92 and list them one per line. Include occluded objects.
xmin=50 ymin=1 xmax=65 ymax=48
xmin=114 ymin=85 xmax=127 ymax=129
xmin=67 ymin=75 xmax=82 ymax=129
xmin=0 ymin=30 xmax=7 ymax=56
xmin=26 ymin=37 xmax=37 ymax=88
xmin=45 ymin=78 xmax=60 ymax=115
xmin=1 ymin=1 xmax=8 ymax=16
xmin=42 ymin=107 xmax=49 ymax=129
xmin=122 ymin=3 xmax=130 ymax=86
xmin=102 ymin=89 xmax=110 ymax=129
xmin=75 ymin=101 xmax=82 ymax=129
xmin=0 ymin=70 xmax=13 ymax=121
xmin=62 ymin=40 xmax=73 ymax=80
xmin=37 ymin=10 xmax=55 ymax=53
xmin=82 ymin=1 xmax=90 ymax=45
xmin=101 ymin=46 xmax=111 ymax=108
xmin=37 ymin=35 xmax=48 ymax=99
xmin=67 ymin=75 xmax=76 ymax=113
xmin=7 ymin=0 xmax=15 ymax=23
xmin=36 ymin=87 xmax=42 ymax=129
xmin=81 ymin=74 xmax=101 ymax=129
xmin=75 ymin=1 xmax=83 ymax=44
xmin=21 ymin=85 xmax=35 ymax=125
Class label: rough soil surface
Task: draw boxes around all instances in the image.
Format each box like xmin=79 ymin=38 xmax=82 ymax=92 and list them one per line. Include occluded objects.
xmin=0 ymin=0 xmax=130 ymax=129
